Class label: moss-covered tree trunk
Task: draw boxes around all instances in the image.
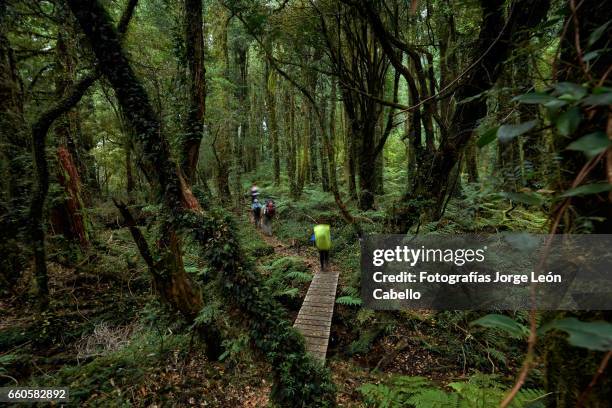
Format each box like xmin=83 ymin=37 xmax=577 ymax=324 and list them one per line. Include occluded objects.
xmin=327 ymin=79 xmax=339 ymax=193
xmin=66 ymin=2 xmax=336 ymax=404
xmin=213 ymin=11 xmax=232 ymax=202
xmin=319 ymin=92 xmax=330 ymax=192
xmin=298 ymin=97 xmax=310 ymax=191
xmin=345 ymin=109 xmax=358 ymax=201
xmin=182 ymin=0 xmax=207 ymax=187
xmin=66 ymin=0 xmax=205 ymax=320
xmin=283 ymin=83 xmax=299 ymax=198
xmin=465 ymin=140 xmax=479 ymax=183
xmin=51 ymin=9 xmax=90 ymax=248
xmin=394 ymin=0 xmax=550 ymax=228
xmin=233 ymin=41 xmax=248 ymax=206
xmin=0 ymin=4 xmax=31 ymax=292
xmin=265 ymin=61 xmax=281 ymax=186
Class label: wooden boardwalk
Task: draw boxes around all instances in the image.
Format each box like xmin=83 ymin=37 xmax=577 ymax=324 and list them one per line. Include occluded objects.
xmin=293 ymin=270 xmax=340 ymax=362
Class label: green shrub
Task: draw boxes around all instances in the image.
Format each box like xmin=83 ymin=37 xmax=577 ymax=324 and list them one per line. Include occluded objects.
xmin=359 ymin=374 xmax=547 ymax=408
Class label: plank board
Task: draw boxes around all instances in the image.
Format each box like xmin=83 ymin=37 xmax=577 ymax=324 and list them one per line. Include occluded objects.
xmin=293 ymin=270 xmax=339 ymax=363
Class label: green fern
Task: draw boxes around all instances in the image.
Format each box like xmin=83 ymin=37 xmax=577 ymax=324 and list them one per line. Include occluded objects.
xmin=336 ymin=295 xmax=363 ymax=306
xmin=341 ymin=286 xmax=359 ymax=297
xmin=407 ymin=389 xmax=460 ymax=408
xmin=485 ymin=347 xmax=507 ymax=365
xmin=0 ymin=354 xmax=17 ymax=374
xmin=512 ymin=388 xmax=548 ymax=408
xmin=356 ymin=308 xmax=375 ymax=324
xmin=275 ymin=287 xmax=299 ymax=298
xmin=194 ymin=300 xmax=221 ymax=326
xmin=358 ymin=383 xmax=402 ymax=407
xmin=389 ymin=376 xmax=431 ymax=392
xmin=358 ymin=374 xmax=548 ymax=408
xmin=285 ymin=271 xmax=312 ymax=282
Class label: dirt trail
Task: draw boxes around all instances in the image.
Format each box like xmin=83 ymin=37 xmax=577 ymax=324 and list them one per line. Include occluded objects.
xmin=254 ymin=219 xmax=340 ymax=362
xmin=257 ymin=225 xmax=339 ymax=276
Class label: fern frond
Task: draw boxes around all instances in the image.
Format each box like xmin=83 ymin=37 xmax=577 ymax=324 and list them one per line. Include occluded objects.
xmin=275 ymin=287 xmax=299 ymax=298
xmin=341 ymin=286 xmax=359 ymax=297
xmin=285 ymin=271 xmax=312 ymax=282
xmin=336 ymin=295 xmax=363 ymax=306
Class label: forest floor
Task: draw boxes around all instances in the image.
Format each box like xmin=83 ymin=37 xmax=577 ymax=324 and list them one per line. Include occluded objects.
xmin=247 ymin=212 xmax=469 ymax=406
xmin=0 ymin=225 xmax=273 ymax=406
xmin=0 ymin=183 xmax=543 ymax=406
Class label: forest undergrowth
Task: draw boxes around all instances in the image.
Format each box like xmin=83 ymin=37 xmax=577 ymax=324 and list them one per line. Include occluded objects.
xmin=1 ymin=170 xmax=551 ymax=407
xmin=2 ymin=0 xmax=610 ymax=405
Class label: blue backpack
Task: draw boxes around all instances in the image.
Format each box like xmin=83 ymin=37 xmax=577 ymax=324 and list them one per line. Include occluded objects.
xmin=252 ymin=201 xmax=262 ymax=216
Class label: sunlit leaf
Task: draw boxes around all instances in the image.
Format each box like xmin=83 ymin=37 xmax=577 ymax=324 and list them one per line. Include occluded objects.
xmin=476 ymin=126 xmax=499 ymax=148
xmin=583 ymin=50 xmax=600 ymax=61
xmin=539 ymin=318 xmax=612 ymax=351
xmin=560 ymin=182 xmax=612 ymax=197
xmin=471 ymin=314 xmax=528 ymax=339
xmin=566 ymin=131 xmax=611 ymax=157
xmin=497 ymin=120 xmax=538 ymax=143
xmin=544 ymin=99 xmax=567 ymax=109
xmin=593 ymin=86 xmax=612 ymax=94
xmin=588 ymin=20 xmax=611 ymax=47
xmin=554 ymin=107 xmax=582 ymax=136
xmin=512 ymin=92 xmax=554 ymax=104
xmin=582 ymin=92 xmax=612 ymax=106
xmin=553 ymin=82 xmax=587 ymax=101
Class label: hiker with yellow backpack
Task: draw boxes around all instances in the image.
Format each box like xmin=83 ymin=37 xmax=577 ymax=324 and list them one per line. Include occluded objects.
xmin=311 ymin=222 xmax=331 ymax=272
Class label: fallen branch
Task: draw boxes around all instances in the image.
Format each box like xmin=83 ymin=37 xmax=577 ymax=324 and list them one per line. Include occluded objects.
xmin=112 ymin=199 xmax=154 ymax=270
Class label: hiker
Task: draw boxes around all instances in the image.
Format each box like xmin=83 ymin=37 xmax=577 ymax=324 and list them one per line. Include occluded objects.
xmin=251 ymin=198 xmax=262 ymax=228
xmin=250 ymin=182 xmax=260 ymax=203
xmin=311 ymin=223 xmax=331 ymax=272
xmin=261 ymin=198 xmax=275 ymax=236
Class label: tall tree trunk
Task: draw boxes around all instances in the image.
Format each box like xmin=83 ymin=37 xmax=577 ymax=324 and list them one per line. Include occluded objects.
xmin=354 ymin=119 xmax=380 ymax=210
xmin=373 ymin=120 xmax=385 ymax=195
xmin=0 ymin=4 xmax=31 ymax=292
xmin=125 ymin=140 xmax=135 ymax=203
xmin=52 ymin=10 xmax=89 ymax=248
xmin=497 ymin=139 xmax=519 ymax=190
xmin=309 ymin=108 xmax=319 ymax=184
xmin=298 ymin=98 xmax=309 ymax=191
xmin=216 ymin=13 xmax=232 ymax=201
xmin=345 ymin=109 xmax=357 ymax=200
xmin=27 ymin=0 xmax=138 ymax=306
xmin=284 ymin=84 xmax=299 ymax=198
xmin=395 ymin=0 xmax=550 ymax=228
xmin=66 ymin=0 xmax=204 ymax=320
xmin=319 ymin=90 xmax=330 ymax=192
xmin=466 ymin=140 xmax=479 ymax=183
xmin=404 ymin=110 xmax=416 ymax=191
xmin=495 ymin=72 xmax=520 ymax=191
xmin=66 ymin=4 xmax=337 ymax=402
xmin=246 ymin=88 xmax=260 ymax=172
xmin=265 ymin=61 xmax=280 ymax=185
xmin=233 ymin=42 xmax=248 ymax=207
xmin=327 ymin=79 xmax=339 ymax=193
xmin=182 ymin=0 xmax=207 ymax=187
xmin=77 ymin=94 xmax=100 ymax=197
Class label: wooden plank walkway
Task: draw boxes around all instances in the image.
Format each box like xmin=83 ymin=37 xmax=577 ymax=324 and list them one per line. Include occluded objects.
xmin=293 ymin=270 xmax=340 ymax=362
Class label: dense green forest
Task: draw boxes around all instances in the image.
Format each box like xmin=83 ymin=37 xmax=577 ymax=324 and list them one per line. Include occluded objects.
xmin=1 ymin=0 xmax=611 ymax=406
